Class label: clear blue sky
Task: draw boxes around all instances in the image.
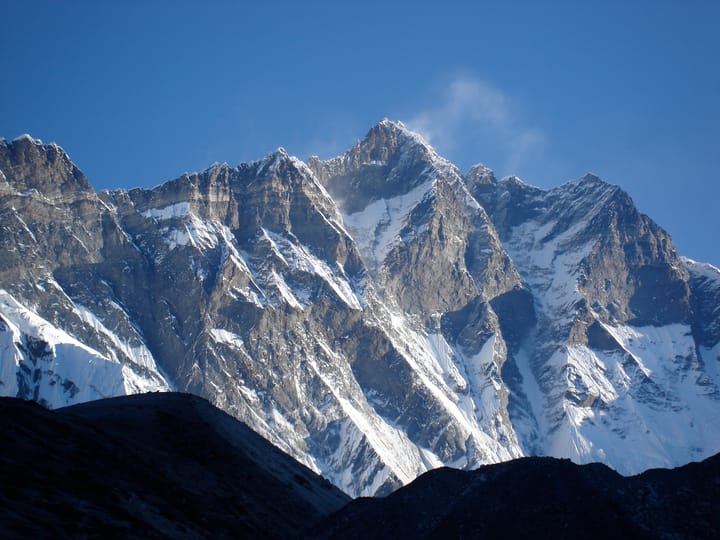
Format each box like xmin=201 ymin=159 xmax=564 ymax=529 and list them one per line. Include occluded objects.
xmin=2 ymin=1 xmax=719 ymax=266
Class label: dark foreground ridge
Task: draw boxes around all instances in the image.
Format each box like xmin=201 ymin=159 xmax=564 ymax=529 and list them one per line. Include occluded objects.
xmin=0 ymin=392 xmax=348 ymax=539
xmin=2 ymin=392 xmax=719 ymax=539
xmin=316 ymin=454 xmax=720 ymax=540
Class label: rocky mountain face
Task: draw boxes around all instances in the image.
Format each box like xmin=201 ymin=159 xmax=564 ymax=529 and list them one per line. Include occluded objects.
xmin=472 ymin=172 xmax=720 ymax=472
xmin=1 ymin=123 xmax=719 ymax=497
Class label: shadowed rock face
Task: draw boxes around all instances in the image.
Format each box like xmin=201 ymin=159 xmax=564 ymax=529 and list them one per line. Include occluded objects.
xmin=315 ymin=453 xmax=720 ymax=540
xmin=0 ymin=393 xmax=349 ymax=540
xmin=685 ymin=258 xmax=720 ymax=347
xmin=1 ymin=123 xmax=720 ymax=498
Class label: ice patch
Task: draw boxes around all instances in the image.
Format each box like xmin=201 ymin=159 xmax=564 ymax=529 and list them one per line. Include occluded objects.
xmin=210 ymin=328 xmax=245 ymax=350
xmin=10 ymin=210 xmax=38 ymax=243
xmin=343 ymin=179 xmax=433 ymax=267
xmin=140 ymin=201 xmax=191 ymax=220
xmin=0 ymin=290 xmax=104 ymax=356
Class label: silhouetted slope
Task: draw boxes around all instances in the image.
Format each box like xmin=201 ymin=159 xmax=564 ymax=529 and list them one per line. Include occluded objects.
xmin=2 ymin=391 xmax=718 ymax=539
xmin=316 ymin=455 xmax=720 ymax=539
xmin=0 ymin=393 xmax=348 ymax=539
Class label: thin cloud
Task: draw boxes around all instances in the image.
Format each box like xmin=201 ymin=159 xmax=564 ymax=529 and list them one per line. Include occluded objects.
xmin=406 ymin=75 xmax=547 ymax=178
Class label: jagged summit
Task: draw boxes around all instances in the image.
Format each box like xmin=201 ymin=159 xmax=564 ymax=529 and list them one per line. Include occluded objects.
xmin=308 ymin=119 xmax=461 ymax=218
xmin=374 ymin=118 xmax=425 ymax=142
xmin=377 ymin=117 xmax=405 ymax=128
xmin=9 ymin=133 xmax=42 ymax=144
xmin=0 ymin=135 xmax=93 ymax=199
xmin=500 ymin=175 xmax=528 ymax=186
xmin=578 ymin=171 xmax=604 ymax=183
xmin=253 ymin=146 xmax=295 ymax=176
xmin=351 ymin=118 xmax=436 ymax=165
xmin=261 ymin=146 xmax=290 ymax=161
xmin=560 ymin=171 xmax=620 ymax=193
xmin=370 ymin=118 xmax=439 ymax=154
xmin=492 ymin=171 xmax=624 ymax=208
xmin=317 ymin=119 xmax=444 ymax=174
xmin=465 ymin=162 xmax=496 ymax=185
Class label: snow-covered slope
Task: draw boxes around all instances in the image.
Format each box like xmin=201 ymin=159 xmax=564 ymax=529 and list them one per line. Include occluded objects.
xmin=1 ymin=125 xmax=719 ymax=497
xmin=477 ymin=173 xmax=720 ymax=473
xmin=0 ymin=290 xmax=168 ymax=406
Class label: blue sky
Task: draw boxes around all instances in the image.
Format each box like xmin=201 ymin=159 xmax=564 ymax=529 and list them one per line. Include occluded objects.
xmin=2 ymin=1 xmax=719 ymax=265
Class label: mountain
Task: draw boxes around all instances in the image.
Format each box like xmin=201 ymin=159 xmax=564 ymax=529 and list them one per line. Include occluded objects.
xmin=316 ymin=453 xmax=720 ymax=540
xmin=0 ymin=393 xmax=348 ymax=539
xmin=1 ymin=123 xmax=719 ymax=497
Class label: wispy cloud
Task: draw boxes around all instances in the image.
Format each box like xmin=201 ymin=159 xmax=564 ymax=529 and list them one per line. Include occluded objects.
xmin=406 ymin=75 xmax=547 ymax=178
